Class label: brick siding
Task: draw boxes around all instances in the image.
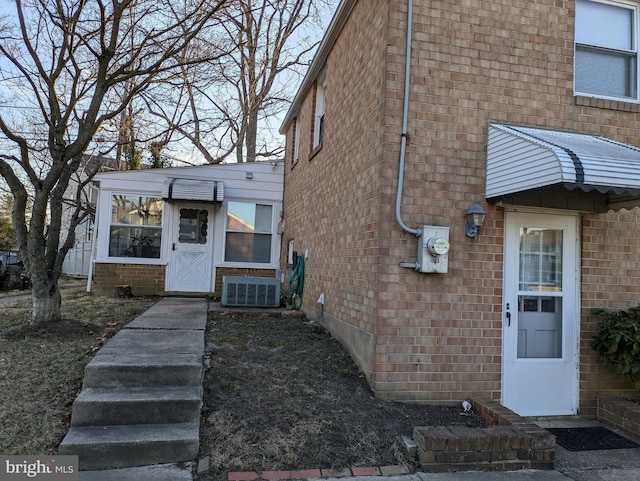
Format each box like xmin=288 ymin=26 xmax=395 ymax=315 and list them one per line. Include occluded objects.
xmin=281 ymin=0 xmax=640 ymax=410
xmin=598 ymin=398 xmax=640 ymax=444
xmin=92 ymin=263 xmax=165 ymax=296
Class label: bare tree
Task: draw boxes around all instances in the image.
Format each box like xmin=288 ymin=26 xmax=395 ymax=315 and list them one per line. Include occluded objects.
xmin=0 ymin=0 xmax=228 ymax=323
xmin=145 ymin=0 xmax=335 ymax=163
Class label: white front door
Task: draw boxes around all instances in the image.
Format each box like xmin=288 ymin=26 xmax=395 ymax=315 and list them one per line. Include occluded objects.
xmin=502 ymin=212 xmax=579 ymax=416
xmin=166 ymin=204 xmax=214 ymax=292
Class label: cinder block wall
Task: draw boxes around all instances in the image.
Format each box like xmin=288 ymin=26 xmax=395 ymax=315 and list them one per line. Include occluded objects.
xmin=92 ymin=263 xmax=165 ymax=296
xmin=281 ymin=0 xmax=640 ymax=412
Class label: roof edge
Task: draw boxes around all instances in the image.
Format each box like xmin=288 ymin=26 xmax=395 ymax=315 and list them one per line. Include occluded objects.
xmin=278 ymin=0 xmax=357 ymax=134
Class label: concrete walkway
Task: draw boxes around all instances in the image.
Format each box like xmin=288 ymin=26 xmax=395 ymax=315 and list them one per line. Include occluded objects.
xmin=58 ymin=297 xmax=208 ymax=481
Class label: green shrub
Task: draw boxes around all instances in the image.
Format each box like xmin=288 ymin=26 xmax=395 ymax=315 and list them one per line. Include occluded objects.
xmin=592 ymin=306 xmax=640 ymax=390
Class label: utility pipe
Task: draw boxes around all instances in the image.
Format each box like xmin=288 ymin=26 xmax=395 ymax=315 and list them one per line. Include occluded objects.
xmin=395 ymin=0 xmax=419 ymax=236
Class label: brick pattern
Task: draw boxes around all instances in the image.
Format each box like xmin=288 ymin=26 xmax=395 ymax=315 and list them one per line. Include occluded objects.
xmin=414 ymin=399 xmax=555 ymax=472
xmin=227 ymin=465 xmax=408 ymax=481
xmin=281 ymin=0 xmax=640 ymax=408
xmin=598 ymin=397 xmax=640 ymax=444
xmin=92 ymin=263 xmax=165 ymax=296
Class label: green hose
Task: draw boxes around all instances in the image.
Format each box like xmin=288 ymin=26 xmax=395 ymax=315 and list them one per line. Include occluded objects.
xmin=288 ymin=254 xmax=305 ymax=309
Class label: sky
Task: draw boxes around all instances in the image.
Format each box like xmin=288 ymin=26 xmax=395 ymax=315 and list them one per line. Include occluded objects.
xmin=0 ymin=0 xmax=340 ymax=167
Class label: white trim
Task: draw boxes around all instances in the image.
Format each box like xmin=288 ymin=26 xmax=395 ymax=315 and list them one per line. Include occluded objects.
xmin=502 ymin=212 xmax=580 ymax=416
xmin=313 ymin=82 xmax=326 ymax=148
xmin=293 ymin=118 xmax=301 ymax=162
xmin=574 ymin=0 xmax=639 ymax=101
xmin=220 ymin=199 xmax=281 ymax=269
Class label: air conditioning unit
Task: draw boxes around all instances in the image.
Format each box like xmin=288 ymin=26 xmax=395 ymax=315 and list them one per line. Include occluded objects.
xmin=221 ymin=276 xmax=280 ymax=307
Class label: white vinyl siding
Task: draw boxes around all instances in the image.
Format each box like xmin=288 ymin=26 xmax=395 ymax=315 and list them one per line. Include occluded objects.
xmin=575 ymin=0 xmax=638 ymax=100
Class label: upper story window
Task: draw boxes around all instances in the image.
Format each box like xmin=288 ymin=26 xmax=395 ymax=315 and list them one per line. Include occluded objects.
xmin=313 ymin=80 xmax=325 ymax=148
xmin=224 ymin=201 xmax=273 ymax=264
xmin=292 ymin=117 xmax=300 ymax=165
xmin=109 ymin=195 xmax=162 ymax=258
xmin=575 ymin=0 xmax=638 ymax=100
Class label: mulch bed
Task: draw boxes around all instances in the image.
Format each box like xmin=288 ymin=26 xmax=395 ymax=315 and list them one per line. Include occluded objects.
xmin=197 ymin=312 xmax=486 ymax=481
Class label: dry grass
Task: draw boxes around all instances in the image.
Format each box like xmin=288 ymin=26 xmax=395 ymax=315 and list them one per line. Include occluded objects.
xmin=0 ymin=278 xmax=156 ymax=455
xmin=198 ymin=312 xmax=487 ymax=480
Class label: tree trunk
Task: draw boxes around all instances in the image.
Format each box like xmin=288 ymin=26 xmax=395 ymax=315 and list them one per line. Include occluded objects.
xmin=246 ymin=108 xmax=258 ymax=163
xmin=30 ymin=278 xmax=62 ymax=323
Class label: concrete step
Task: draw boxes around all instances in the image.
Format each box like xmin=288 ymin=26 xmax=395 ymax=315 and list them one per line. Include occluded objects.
xmin=82 ymin=353 xmax=203 ymax=388
xmin=59 ymin=423 xmax=199 ymax=470
xmin=98 ymin=329 xmax=204 ymax=356
xmin=70 ymin=387 xmax=203 ymax=426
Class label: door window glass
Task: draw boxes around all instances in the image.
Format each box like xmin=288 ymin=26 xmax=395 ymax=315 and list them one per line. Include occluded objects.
xmin=517 ymin=228 xmax=563 ymax=359
xmin=178 ymin=209 xmax=208 ymax=244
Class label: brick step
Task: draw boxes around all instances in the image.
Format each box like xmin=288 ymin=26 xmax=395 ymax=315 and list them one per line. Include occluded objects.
xmin=59 ymin=423 xmax=199 ymax=470
xmin=70 ymin=386 xmax=203 ymax=426
xmin=82 ymin=353 xmax=204 ymax=388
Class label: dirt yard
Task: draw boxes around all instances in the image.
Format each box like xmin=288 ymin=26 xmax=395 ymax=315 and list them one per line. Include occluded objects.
xmin=198 ymin=311 xmax=486 ymax=481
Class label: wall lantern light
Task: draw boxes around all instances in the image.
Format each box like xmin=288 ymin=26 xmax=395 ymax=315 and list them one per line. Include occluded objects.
xmin=464 ymin=202 xmax=486 ymax=238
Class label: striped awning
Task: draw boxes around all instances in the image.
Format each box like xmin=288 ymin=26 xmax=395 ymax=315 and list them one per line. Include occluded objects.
xmin=486 ymin=124 xmax=640 ymax=212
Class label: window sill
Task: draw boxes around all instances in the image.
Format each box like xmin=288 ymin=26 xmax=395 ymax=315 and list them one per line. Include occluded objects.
xmin=309 ymin=142 xmax=323 ymax=160
xmin=575 ymin=95 xmax=640 ymax=112
xmin=97 ymin=257 xmax=166 ymax=265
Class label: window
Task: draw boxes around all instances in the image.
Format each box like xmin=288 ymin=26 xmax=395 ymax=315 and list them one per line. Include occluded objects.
xmin=178 ymin=208 xmax=208 ymax=244
xmin=109 ymin=195 xmax=162 ymax=258
xmin=575 ymin=0 xmax=638 ymax=100
xmin=313 ymin=81 xmax=325 ymax=148
xmin=293 ymin=117 xmax=300 ymax=165
xmin=225 ymin=201 xmax=273 ymax=263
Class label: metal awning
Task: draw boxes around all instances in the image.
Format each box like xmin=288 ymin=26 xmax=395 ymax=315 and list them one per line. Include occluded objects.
xmin=162 ymin=178 xmax=224 ymax=203
xmin=486 ymin=124 xmax=640 ymax=212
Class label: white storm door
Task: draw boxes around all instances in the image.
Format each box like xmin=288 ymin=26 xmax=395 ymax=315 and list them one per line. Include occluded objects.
xmin=502 ymin=212 xmax=579 ymax=416
xmin=167 ymin=205 xmax=214 ymax=292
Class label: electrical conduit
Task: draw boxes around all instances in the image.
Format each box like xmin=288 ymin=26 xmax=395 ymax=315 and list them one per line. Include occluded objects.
xmin=395 ymin=0 xmax=418 ymax=236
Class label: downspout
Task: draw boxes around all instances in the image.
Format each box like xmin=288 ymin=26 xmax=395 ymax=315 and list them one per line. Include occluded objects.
xmin=395 ymin=0 xmax=419 ymax=236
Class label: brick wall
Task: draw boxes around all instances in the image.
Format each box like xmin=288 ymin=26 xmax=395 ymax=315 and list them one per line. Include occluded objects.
xmin=580 ymin=212 xmax=640 ymax=415
xmin=92 ymin=263 xmax=165 ymax=296
xmin=281 ymin=0 xmax=640 ymax=409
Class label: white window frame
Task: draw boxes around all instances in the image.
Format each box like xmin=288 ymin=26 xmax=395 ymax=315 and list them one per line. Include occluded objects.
xmin=313 ymin=81 xmax=325 ymax=148
xmin=293 ymin=117 xmax=300 ymax=163
xmin=105 ymin=192 xmax=164 ymax=263
xmin=574 ymin=0 xmax=639 ymax=101
xmin=222 ymin=200 xmax=277 ymax=266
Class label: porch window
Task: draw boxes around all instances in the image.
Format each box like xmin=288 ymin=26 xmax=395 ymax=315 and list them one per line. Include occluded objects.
xmin=224 ymin=201 xmax=273 ymax=263
xmin=575 ymin=0 xmax=638 ymax=100
xmin=109 ymin=195 xmax=162 ymax=258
